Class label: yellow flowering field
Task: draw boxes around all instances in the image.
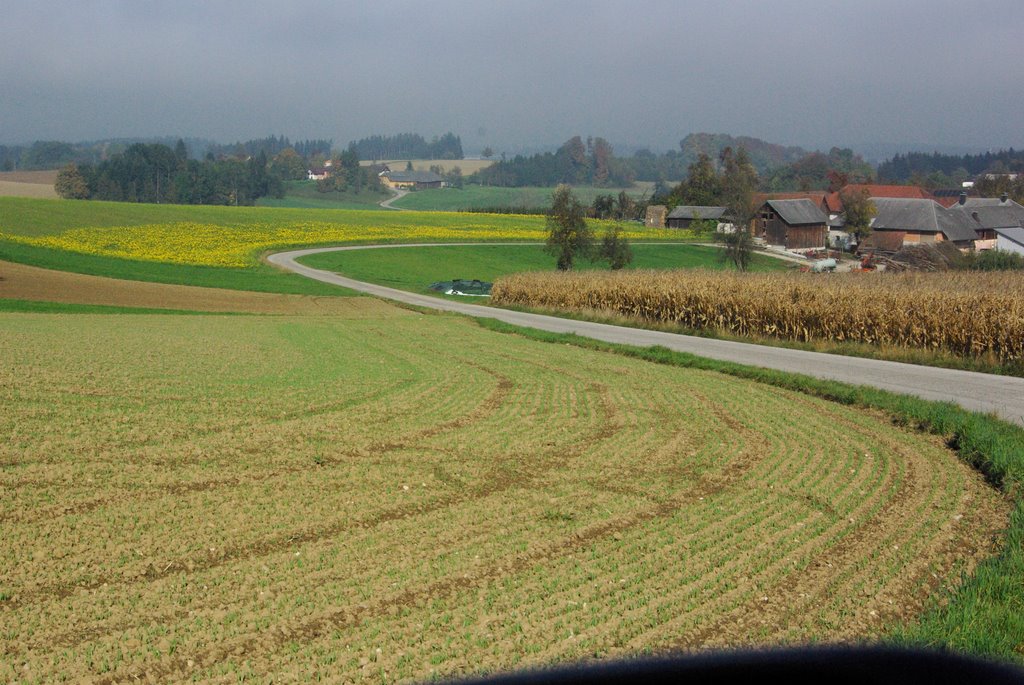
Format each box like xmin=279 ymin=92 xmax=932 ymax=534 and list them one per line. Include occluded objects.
xmin=0 ymin=200 xmax=689 ymax=267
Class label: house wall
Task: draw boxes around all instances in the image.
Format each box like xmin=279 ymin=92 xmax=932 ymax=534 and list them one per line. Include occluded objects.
xmin=997 ymin=235 xmax=1024 ymax=255
xmin=645 ymin=205 xmax=667 ymax=228
xmin=902 ymin=232 xmax=940 ymax=244
xmin=762 ymin=213 xmax=787 ymax=245
xmin=785 ymin=225 xmax=827 ymax=250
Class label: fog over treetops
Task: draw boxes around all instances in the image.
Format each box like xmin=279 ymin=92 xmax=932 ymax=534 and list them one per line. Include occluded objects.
xmin=2 ymin=0 xmax=1021 ymax=154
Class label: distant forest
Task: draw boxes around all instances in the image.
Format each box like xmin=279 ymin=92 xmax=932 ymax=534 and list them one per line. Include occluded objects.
xmin=0 ymin=136 xmax=333 ymax=172
xmin=55 ymin=142 xmax=282 ymax=205
xmin=877 ymin=149 xmax=1024 ymax=183
xmin=17 ymin=130 xmax=1024 ymax=204
xmin=348 ymin=132 xmax=463 ymax=161
xmin=54 ymin=139 xmax=385 ymax=205
xmin=471 ymin=133 xmax=873 ymax=193
xmin=475 ymin=136 xmax=634 ymax=188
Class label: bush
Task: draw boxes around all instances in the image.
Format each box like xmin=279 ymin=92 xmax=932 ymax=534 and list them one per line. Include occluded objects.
xmin=963 ymin=249 xmax=1024 ymax=272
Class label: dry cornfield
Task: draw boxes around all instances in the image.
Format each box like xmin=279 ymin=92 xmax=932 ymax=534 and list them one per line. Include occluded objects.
xmin=0 ymin=308 xmax=1007 ymax=682
xmin=491 ymin=269 xmax=1024 ymax=362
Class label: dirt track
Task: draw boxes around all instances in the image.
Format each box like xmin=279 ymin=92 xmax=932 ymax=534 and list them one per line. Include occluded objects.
xmin=0 ymin=260 xmax=405 ymax=316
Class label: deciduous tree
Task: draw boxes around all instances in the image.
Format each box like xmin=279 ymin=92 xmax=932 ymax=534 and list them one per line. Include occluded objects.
xmin=545 ymin=184 xmax=593 ymax=270
xmin=54 ymin=163 xmax=90 ymax=199
xmin=598 ymin=226 xmax=633 ymax=270
xmin=840 ymin=187 xmax=877 ymax=244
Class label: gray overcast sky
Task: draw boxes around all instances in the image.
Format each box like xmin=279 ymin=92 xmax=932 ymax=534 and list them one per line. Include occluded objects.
xmin=1 ymin=0 xmax=1022 ymax=155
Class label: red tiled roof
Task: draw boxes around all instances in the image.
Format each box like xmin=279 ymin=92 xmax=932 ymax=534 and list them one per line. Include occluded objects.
xmin=753 ymin=191 xmax=829 ymax=213
xmin=842 ymin=184 xmax=929 ymax=200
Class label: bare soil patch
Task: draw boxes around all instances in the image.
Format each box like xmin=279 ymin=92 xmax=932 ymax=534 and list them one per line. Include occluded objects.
xmin=0 ymin=170 xmax=59 ymax=184
xmin=0 ymin=260 xmax=407 ymax=315
xmin=0 ymin=180 xmax=58 ymax=199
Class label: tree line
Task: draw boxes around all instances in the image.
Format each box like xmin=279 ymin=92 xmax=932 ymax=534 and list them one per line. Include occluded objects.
xmin=55 ymin=140 xmax=386 ymax=205
xmin=877 ymin=149 xmax=1024 ymax=184
xmin=348 ymin=132 xmax=463 ymax=161
xmin=55 ymin=142 xmax=283 ymax=205
xmin=470 ymin=135 xmax=872 ymax=193
xmin=474 ymin=136 xmax=635 ymax=188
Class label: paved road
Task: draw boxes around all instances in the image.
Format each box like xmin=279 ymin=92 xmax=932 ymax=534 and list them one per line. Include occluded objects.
xmin=268 ymin=245 xmax=1024 ymax=426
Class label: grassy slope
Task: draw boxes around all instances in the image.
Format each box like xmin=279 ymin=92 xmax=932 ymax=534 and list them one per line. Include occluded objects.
xmin=0 ymin=241 xmax=350 ymax=295
xmin=474 ymin=318 xmax=1024 ymax=661
xmin=391 ymin=185 xmax=648 ymax=211
xmin=299 ymin=243 xmax=786 ymax=294
xmin=256 ymin=180 xmax=391 ymax=210
xmin=0 ymin=197 xmax=693 ymax=295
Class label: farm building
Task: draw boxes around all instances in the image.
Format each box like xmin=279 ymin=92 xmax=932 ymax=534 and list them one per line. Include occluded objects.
xmin=645 ymin=205 xmax=667 ymax=228
xmin=379 ymin=169 xmax=444 ymax=190
xmin=994 ymin=227 xmax=1024 ymax=255
xmin=870 ymin=198 xmax=979 ymax=249
xmin=757 ymin=199 xmax=828 ymax=250
xmin=949 ymin=194 xmax=1024 ymax=250
xmin=665 ymin=205 xmax=730 ymax=230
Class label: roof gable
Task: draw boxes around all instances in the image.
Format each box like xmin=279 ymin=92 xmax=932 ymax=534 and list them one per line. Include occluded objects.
xmin=843 ymin=184 xmax=929 ymax=200
xmin=995 ymin=227 xmax=1024 ymax=248
xmin=666 ymin=205 xmax=728 ymax=220
xmin=765 ymin=198 xmax=828 ymax=225
xmin=383 ymin=170 xmax=443 ymax=183
xmin=872 ymin=198 xmax=977 ymax=242
xmin=951 ymin=205 xmax=1024 ymax=230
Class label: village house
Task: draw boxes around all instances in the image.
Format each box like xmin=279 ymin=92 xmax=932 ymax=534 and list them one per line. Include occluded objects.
xmin=950 ymin=193 xmax=1024 ymax=250
xmin=378 ymin=168 xmax=444 ymax=190
xmin=306 ymin=159 xmax=334 ymax=181
xmin=866 ymin=198 xmax=978 ymax=250
xmin=756 ymin=198 xmax=828 ymax=250
xmin=994 ymin=227 xmax=1024 ymax=255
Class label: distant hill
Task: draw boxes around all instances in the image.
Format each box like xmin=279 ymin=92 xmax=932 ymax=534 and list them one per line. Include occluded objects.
xmin=679 ymin=133 xmax=809 ymax=175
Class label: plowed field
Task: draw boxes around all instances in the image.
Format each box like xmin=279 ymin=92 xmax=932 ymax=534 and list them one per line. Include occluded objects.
xmin=0 ymin=312 xmax=1008 ymax=682
xmin=0 ymin=260 xmax=384 ymax=315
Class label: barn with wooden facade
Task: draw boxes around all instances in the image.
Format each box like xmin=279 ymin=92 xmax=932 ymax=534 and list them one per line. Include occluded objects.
xmin=757 ymin=199 xmax=828 ymax=250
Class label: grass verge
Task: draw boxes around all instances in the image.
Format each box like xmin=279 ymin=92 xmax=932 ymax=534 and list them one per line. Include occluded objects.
xmin=474 ymin=316 xmax=1024 ymax=662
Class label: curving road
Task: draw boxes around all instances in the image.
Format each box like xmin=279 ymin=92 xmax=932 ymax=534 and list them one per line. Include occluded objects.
xmin=379 ymin=188 xmax=409 ymax=210
xmin=268 ymin=244 xmax=1024 ymax=426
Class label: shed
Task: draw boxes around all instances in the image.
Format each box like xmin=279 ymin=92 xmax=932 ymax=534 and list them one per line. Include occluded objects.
xmin=666 ymin=205 xmax=729 ymax=229
xmin=645 ymin=205 xmax=667 ymax=228
xmin=758 ymin=199 xmax=828 ymax=249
